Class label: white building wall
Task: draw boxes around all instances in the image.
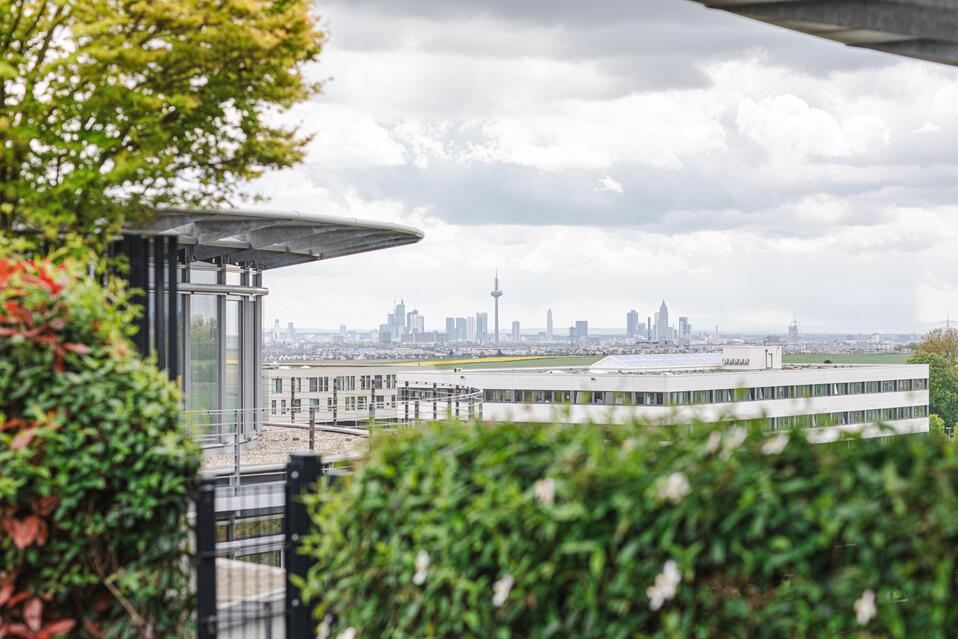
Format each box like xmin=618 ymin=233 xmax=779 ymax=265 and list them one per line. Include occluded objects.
xmin=398 ymin=363 xmax=930 ymax=438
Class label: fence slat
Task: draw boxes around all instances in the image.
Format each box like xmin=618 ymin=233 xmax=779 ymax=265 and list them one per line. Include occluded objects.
xmin=195 ymin=480 xmax=218 ymax=639
xmin=285 ymin=452 xmax=322 ymax=639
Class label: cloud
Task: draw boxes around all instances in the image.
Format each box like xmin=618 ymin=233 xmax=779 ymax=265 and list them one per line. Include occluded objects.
xmin=241 ymin=0 xmax=958 ymax=332
xmin=595 ymin=176 xmax=623 ymax=194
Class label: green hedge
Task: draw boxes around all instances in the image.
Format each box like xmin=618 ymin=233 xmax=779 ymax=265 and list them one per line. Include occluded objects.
xmin=302 ymin=421 xmax=954 ymax=638
xmin=0 ymin=256 xmax=200 ymax=637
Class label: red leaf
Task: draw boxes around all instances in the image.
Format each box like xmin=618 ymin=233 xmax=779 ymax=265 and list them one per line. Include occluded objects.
xmin=34 ymin=520 xmax=47 ymax=547
xmin=60 ymin=343 xmax=91 ymax=354
xmin=10 ymin=428 xmax=38 ymax=451
xmin=0 ymin=419 xmax=30 ymax=432
xmin=23 ymin=598 xmax=41 ymax=632
xmin=30 ymin=496 xmax=58 ymax=517
xmin=36 ymin=619 xmax=75 ymax=639
xmin=1 ymin=622 xmax=34 ymax=638
xmin=52 ymin=350 xmax=64 ymax=374
xmin=6 ymin=592 xmax=31 ymax=608
xmin=80 ymin=618 xmax=102 ymax=639
xmin=0 ymin=581 xmax=13 ymax=607
xmin=4 ymin=517 xmax=40 ymax=550
xmin=0 ymin=327 xmax=20 ymax=338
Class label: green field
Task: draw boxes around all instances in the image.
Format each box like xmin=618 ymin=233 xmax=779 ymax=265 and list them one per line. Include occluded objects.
xmin=433 ymin=356 xmax=602 ymax=370
xmin=783 ymin=353 xmax=911 ymax=365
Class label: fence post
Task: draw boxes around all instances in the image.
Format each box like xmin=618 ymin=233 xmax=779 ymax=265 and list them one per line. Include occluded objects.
xmin=195 ymin=480 xmax=218 ymax=639
xmin=286 ymin=452 xmax=322 ymax=639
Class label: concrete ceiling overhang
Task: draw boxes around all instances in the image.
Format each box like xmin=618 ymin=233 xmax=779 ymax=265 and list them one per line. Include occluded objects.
xmin=124 ymin=208 xmax=425 ymax=270
xmin=691 ymin=0 xmax=958 ymax=67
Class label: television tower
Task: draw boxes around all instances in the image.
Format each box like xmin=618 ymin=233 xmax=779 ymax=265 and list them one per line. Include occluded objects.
xmin=490 ymin=271 xmax=503 ymax=344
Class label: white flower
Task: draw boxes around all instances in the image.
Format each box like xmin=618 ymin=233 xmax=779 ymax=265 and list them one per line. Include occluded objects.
xmin=622 ymin=437 xmax=637 ymax=453
xmin=721 ymin=426 xmax=748 ymax=459
xmin=854 ymin=589 xmax=877 ymax=626
xmin=706 ymin=431 xmax=721 ymax=454
xmin=412 ymin=550 xmax=430 ymax=585
xmin=336 ymin=628 xmax=357 ymax=639
xmin=761 ymin=433 xmax=789 ymax=456
xmin=317 ymin=615 xmax=332 ymax=639
xmin=647 ymin=560 xmax=682 ymax=611
xmin=492 ymin=573 xmax=514 ymax=607
xmin=533 ymin=477 xmax=556 ymax=505
xmin=656 ymin=472 xmax=691 ymax=504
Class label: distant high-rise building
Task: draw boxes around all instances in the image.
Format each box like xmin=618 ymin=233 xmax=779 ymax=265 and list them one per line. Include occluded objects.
xmin=445 ymin=317 xmax=456 ymax=342
xmin=627 ymin=310 xmax=639 ymax=337
xmin=575 ymin=320 xmax=589 ymax=340
xmin=511 ymin=320 xmax=520 ymax=342
xmin=339 ymin=324 xmax=347 ymax=337
xmin=678 ymin=316 xmax=690 ymax=345
xmin=476 ymin=312 xmax=489 ymax=342
xmin=272 ymin=319 xmax=280 ymax=342
xmin=490 ymin=272 xmax=503 ymax=344
xmin=637 ymin=322 xmax=647 ymax=338
xmin=546 ymin=309 xmax=554 ymax=341
xmin=788 ymin=317 xmax=800 ymax=342
xmin=287 ymin=321 xmax=295 ymax=344
xmin=655 ymin=301 xmax=670 ymax=342
xmin=455 ymin=317 xmax=468 ymax=342
xmin=467 ymin=316 xmax=477 ymax=341
xmin=378 ymin=323 xmax=391 ymax=344
xmin=407 ymin=310 xmax=424 ymax=336
xmin=647 ymin=316 xmax=652 ymax=340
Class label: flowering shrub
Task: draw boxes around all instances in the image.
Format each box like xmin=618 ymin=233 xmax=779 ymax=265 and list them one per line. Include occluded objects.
xmin=302 ymin=421 xmax=957 ymax=638
xmin=0 ymin=257 xmax=199 ymax=637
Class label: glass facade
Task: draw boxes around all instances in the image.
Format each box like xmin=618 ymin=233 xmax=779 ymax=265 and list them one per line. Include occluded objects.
xmin=189 ymin=294 xmax=219 ymax=416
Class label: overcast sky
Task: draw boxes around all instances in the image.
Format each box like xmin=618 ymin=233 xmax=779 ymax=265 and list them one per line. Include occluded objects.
xmin=247 ymin=0 xmax=958 ymax=335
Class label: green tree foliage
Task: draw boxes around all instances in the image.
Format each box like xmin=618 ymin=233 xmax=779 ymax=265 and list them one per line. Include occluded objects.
xmin=929 ymin=413 xmax=946 ymax=435
xmin=908 ymin=352 xmax=958 ymax=425
xmin=916 ymin=328 xmax=958 ymax=366
xmin=0 ymin=0 xmax=325 ymax=248
xmin=303 ymin=421 xmax=958 ymax=639
xmin=0 ymin=255 xmax=200 ymax=636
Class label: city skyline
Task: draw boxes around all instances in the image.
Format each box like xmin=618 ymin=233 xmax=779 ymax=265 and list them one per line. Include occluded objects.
xmin=251 ymin=0 xmax=958 ymax=334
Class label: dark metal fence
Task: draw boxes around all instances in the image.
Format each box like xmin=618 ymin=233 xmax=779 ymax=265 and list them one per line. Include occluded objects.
xmin=195 ymin=451 xmax=334 ymax=639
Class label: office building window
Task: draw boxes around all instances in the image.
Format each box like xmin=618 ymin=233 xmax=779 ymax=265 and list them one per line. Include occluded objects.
xmin=271 ymin=400 xmax=277 ymax=415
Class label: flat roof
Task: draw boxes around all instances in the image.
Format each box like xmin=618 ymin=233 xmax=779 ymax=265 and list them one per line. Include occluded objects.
xmin=124 ymin=208 xmax=424 ymax=270
xmin=591 ymin=353 xmax=725 ymax=371
xmin=692 ymin=0 xmax=958 ymax=67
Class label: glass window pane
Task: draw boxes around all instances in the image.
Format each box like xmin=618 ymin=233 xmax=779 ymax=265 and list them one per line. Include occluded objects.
xmin=189 ymin=294 xmax=219 ymax=422
xmin=224 ymin=299 xmax=241 ymax=413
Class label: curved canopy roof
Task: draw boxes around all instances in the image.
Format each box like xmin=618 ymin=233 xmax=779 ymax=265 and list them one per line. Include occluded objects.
xmin=692 ymin=0 xmax=958 ymax=67
xmin=124 ymin=208 xmax=424 ymax=270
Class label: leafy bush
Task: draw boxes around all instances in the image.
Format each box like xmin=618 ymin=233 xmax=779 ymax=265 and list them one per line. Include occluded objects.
xmin=302 ymin=421 xmax=956 ymax=639
xmin=0 ymin=256 xmax=200 ymax=637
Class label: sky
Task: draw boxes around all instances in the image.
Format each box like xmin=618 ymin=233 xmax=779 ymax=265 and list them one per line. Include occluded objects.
xmin=247 ymin=0 xmax=958 ymax=335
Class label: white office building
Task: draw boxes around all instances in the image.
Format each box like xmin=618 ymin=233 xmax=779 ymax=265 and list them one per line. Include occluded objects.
xmin=264 ymin=364 xmax=400 ymax=422
xmin=398 ymin=346 xmax=929 ymax=441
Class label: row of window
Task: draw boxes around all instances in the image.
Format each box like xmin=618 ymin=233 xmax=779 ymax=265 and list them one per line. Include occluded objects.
xmin=270 ymin=394 xmax=398 ymax=415
xmin=483 ymin=378 xmax=928 ymax=407
xmin=271 ymin=374 xmax=398 ymax=394
xmin=764 ymin=406 xmax=928 ymax=430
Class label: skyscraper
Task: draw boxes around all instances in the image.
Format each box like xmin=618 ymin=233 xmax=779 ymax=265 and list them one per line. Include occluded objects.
xmin=490 ymin=271 xmax=503 ymax=344
xmin=272 ymin=318 xmax=280 ymax=342
xmin=287 ymin=321 xmax=295 ymax=344
xmin=627 ymin=310 xmax=639 ymax=337
xmin=546 ymin=309 xmax=554 ymax=341
xmin=678 ymin=316 xmax=689 ymax=345
xmin=511 ymin=320 xmax=520 ymax=342
xmin=575 ymin=320 xmax=588 ymax=340
xmin=655 ymin=301 xmax=670 ymax=342
xmin=456 ymin=317 xmax=468 ymax=342
xmin=476 ymin=312 xmax=489 ymax=342
xmin=445 ymin=317 xmax=456 ymax=342
xmin=467 ymin=316 xmax=477 ymax=341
